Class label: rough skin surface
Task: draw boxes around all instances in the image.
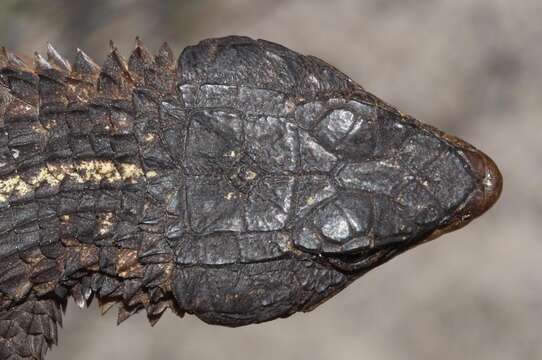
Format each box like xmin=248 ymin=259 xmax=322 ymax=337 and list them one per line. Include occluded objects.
xmin=0 ymin=36 xmax=502 ymax=359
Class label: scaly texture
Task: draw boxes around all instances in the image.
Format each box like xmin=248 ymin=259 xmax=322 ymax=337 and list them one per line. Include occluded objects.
xmin=0 ymin=36 xmax=502 ymax=359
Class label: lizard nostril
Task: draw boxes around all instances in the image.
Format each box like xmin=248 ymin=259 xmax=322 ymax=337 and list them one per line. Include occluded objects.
xmin=461 ymin=148 xmax=503 ymax=218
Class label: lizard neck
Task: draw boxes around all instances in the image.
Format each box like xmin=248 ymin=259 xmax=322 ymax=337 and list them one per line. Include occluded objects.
xmin=0 ymin=63 xmax=183 ymax=323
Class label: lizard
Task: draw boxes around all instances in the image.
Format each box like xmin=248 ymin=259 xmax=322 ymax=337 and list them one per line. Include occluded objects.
xmin=0 ymin=36 xmax=502 ymax=359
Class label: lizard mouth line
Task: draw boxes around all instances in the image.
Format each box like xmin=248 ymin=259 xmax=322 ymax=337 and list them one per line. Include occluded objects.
xmin=324 ymin=244 xmax=399 ymax=273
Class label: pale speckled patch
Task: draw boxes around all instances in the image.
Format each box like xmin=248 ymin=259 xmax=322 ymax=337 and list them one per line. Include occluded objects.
xmin=146 ymin=170 xmax=158 ymax=178
xmin=144 ymin=133 xmax=155 ymax=142
xmin=97 ymin=212 xmax=114 ymax=235
xmin=0 ymin=160 xmax=150 ymax=203
xmin=225 ymin=192 xmax=237 ymax=200
xmin=117 ymin=248 xmax=145 ymax=278
xmin=243 ymin=169 xmax=257 ymax=181
xmin=0 ymin=176 xmax=32 ymax=202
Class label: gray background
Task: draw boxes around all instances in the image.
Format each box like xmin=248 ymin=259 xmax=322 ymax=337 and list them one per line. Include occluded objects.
xmin=1 ymin=1 xmax=540 ymax=359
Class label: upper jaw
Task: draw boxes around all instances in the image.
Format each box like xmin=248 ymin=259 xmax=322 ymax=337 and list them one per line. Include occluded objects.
xmin=428 ymin=136 xmax=503 ymax=240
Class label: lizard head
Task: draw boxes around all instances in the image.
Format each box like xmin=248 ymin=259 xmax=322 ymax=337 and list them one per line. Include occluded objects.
xmin=291 ymin=98 xmax=503 ymax=274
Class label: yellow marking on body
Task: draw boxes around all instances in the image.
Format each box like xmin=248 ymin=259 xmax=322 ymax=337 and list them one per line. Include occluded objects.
xmin=29 ymin=167 xmax=62 ymax=186
xmin=31 ymin=124 xmax=48 ymax=135
xmin=0 ymin=175 xmax=33 ymax=201
xmin=98 ymin=212 xmax=114 ymax=235
xmin=0 ymin=160 xmax=149 ymax=203
xmin=244 ymin=170 xmax=257 ymax=181
xmin=86 ymin=160 xmax=122 ymax=183
xmin=114 ymin=113 xmax=130 ymax=131
xmin=225 ymin=192 xmax=236 ymax=200
xmin=161 ymin=263 xmax=174 ymax=284
xmin=117 ymin=249 xmax=144 ymax=278
xmin=284 ymin=98 xmax=296 ymax=113
xmin=119 ymin=163 xmax=144 ymax=183
xmin=144 ymin=133 xmax=155 ymax=142
xmin=44 ymin=120 xmax=57 ymax=130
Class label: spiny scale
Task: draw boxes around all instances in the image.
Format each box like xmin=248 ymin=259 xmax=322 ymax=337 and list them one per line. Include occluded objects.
xmin=1 ymin=46 xmax=30 ymax=70
xmin=1 ymin=39 xmax=165 ymax=104
xmin=34 ymin=52 xmax=53 ymax=72
xmin=72 ymin=48 xmax=101 ymax=79
xmin=129 ymin=37 xmax=154 ymax=85
xmin=156 ymin=42 xmax=174 ymax=66
xmin=1 ymin=38 xmax=161 ymax=80
xmin=46 ymin=43 xmax=72 ymax=73
xmin=99 ymin=299 xmax=115 ymax=315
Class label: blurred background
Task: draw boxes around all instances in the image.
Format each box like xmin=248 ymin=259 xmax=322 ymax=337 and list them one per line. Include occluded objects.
xmin=1 ymin=1 xmax=540 ymax=359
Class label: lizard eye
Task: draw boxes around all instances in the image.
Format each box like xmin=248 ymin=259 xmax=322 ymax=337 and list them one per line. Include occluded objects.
xmin=305 ymin=101 xmax=379 ymax=162
xmin=294 ymin=193 xmax=373 ymax=254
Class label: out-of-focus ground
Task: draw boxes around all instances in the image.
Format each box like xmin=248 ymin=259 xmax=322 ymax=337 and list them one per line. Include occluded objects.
xmin=1 ymin=1 xmax=540 ymax=359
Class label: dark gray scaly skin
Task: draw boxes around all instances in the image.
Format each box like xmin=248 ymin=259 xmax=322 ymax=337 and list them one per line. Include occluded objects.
xmin=0 ymin=36 xmax=502 ymax=359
